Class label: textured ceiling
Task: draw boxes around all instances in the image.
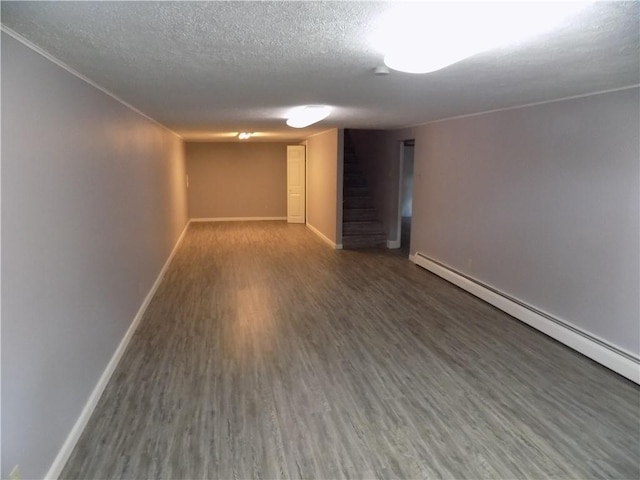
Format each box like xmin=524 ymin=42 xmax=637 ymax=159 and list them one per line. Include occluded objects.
xmin=2 ymin=1 xmax=638 ymax=141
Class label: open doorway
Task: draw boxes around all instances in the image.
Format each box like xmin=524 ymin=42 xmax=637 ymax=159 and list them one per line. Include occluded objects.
xmin=398 ymin=139 xmax=414 ymax=256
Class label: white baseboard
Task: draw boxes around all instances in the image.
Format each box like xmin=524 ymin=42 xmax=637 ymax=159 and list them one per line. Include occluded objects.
xmin=387 ymin=239 xmax=401 ymax=249
xmin=412 ymin=253 xmax=640 ymax=384
xmin=306 ymin=223 xmax=339 ymax=249
xmin=45 ymin=222 xmax=191 ymax=480
xmin=190 ymin=216 xmax=286 ymax=222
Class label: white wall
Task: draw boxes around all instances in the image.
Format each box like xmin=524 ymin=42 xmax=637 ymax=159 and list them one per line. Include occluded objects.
xmin=1 ymin=32 xmax=188 ymax=479
xmin=411 ymin=87 xmax=640 ymax=356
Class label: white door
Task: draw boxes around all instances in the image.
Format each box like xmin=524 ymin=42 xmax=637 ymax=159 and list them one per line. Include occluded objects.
xmin=287 ymin=145 xmax=306 ymax=224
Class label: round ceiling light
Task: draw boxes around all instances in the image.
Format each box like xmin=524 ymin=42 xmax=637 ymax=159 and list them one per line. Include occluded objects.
xmin=373 ymin=2 xmax=593 ymax=74
xmin=286 ymin=105 xmax=331 ymax=128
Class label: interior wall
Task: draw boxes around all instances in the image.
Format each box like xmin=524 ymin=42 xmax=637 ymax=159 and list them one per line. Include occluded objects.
xmin=411 ymin=87 xmax=640 ymax=356
xmin=401 ymin=146 xmax=415 ymax=217
xmin=185 ymin=142 xmax=288 ymax=219
xmin=336 ymin=130 xmax=344 ymax=245
xmin=1 ymin=32 xmax=188 ymax=479
xmin=348 ymin=128 xmax=415 ymax=241
xmin=305 ymin=129 xmax=340 ymax=244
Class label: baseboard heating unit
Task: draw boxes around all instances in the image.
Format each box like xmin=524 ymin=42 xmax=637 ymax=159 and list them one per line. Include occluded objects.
xmin=411 ymin=252 xmax=639 ymax=384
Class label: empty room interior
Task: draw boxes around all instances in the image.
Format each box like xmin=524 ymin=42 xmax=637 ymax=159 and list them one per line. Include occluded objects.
xmin=2 ymin=2 xmax=639 ymax=479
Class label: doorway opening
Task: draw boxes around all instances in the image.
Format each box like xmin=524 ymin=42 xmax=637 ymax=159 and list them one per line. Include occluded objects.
xmin=397 ymin=139 xmax=415 ymax=256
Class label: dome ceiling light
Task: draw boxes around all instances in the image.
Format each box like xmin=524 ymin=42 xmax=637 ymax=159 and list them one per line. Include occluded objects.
xmin=372 ymin=2 xmax=593 ymax=74
xmin=286 ymin=105 xmax=331 ymax=128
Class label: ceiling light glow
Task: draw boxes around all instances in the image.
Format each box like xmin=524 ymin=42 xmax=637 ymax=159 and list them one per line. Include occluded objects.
xmin=286 ymin=105 xmax=331 ymax=128
xmin=373 ymin=1 xmax=593 ymax=74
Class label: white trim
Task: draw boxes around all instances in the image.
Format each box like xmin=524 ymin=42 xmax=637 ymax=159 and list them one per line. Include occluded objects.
xmin=301 ymin=140 xmax=310 ymax=225
xmin=412 ymin=253 xmax=640 ymax=384
xmin=396 ymin=84 xmax=640 ymax=130
xmin=44 ymin=222 xmax=191 ymax=480
xmin=387 ymin=239 xmax=401 ymax=249
xmin=303 ymin=128 xmax=339 ymax=140
xmin=306 ymin=223 xmax=339 ymax=249
xmin=0 ymin=26 xmax=181 ymax=139
xmin=190 ymin=217 xmax=286 ymax=222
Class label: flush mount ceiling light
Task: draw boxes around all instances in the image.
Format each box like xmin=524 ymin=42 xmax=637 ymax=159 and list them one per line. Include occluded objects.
xmin=238 ymin=132 xmax=252 ymax=140
xmin=286 ymin=105 xmax=331 ymax=128
xmin=372 ymin=1 xmax=593 ymax=74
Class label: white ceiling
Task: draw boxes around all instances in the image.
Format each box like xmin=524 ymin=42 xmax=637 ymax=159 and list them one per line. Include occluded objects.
xmin=2 ymin=1 xmax=638 ymax=141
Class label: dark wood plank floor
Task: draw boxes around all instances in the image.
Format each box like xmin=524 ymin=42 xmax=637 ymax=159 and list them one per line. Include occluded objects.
xmin=62 ymin=221 xmax=640 ymax=479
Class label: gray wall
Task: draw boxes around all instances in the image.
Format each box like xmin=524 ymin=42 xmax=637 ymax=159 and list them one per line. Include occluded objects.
xmin=411 ymin=87 xmax=640 ymax=355
xmin=1 ymin=33 xmax=188 ymax=479
xmin=186 ymin=142 xmax=288 ymax=219
xmin=305 ymin=129 xmax=341 ymax=244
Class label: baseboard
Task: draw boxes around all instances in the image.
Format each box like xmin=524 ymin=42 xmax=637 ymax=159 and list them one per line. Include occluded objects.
xmin=306 ymin=223 xmax=339 ymax=249
xmin=190 ymin=216 xmax=286 ymax=222
xmin=387 ymin=239 xmax=401 ymax=249
xmin=412 ymin=253 xmax=640 ymax=384
xmin=44 ymin=221 xmax=191 ymax=479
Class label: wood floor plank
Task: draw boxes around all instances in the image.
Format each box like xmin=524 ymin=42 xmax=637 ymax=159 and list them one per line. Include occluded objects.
xmin=61 ymin=221 xmax=640 ymax=479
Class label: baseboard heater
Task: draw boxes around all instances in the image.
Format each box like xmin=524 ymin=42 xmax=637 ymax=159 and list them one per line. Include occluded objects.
xmin=411 ymin=252 xmax=639 ymax=384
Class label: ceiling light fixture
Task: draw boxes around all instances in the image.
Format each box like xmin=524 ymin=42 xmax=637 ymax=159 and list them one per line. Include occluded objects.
xmin=374 ymin=65 xmax=390 ymax=76
xmin=373 ymin=1 xmax=593 ymax=74
xmin=238 ymin=132 xmax=252 ymax=140
xmin=286 ymin=105 xmax=331 ymax=128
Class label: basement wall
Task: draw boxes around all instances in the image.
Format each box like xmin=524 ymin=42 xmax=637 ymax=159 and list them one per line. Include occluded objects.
xmin=1 ymin=32 xmax=189 ymax=479
xmin=411 ymin=87 xmax=640 ymax=357
xmin=304 ymin=129 xmax=343 ymax=247
xmin=185 ymin=142 xmax=288 ymax=220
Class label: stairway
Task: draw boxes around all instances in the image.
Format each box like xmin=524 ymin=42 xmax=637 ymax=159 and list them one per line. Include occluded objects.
xmin=342 ymin=138 xmax=387 ymax=249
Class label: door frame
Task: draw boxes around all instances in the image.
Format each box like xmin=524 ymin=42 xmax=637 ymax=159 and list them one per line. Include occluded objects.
xmin=395 ymin=139 xmax=415 ymax=253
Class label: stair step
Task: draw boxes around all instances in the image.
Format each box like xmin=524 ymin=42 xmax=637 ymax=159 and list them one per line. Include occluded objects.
xmin=342 ymin=133 xmax=385 ymax=249
xmin=343 ymin=174 xmax=367 ymax=187
xmin=343 ymin=208 xmax=378 ymax=221
xmin=344 ymin=196 xmax=373 ymax=209
xmin=344 ymin=186 xmax=369 ymax=197
xmin=343 ymin=221 xmax=385 ymax=236
xmin=342 ymin=233 xmax=387 ymax=249
xmin=344 ymin=163 xmax=361 ymax=174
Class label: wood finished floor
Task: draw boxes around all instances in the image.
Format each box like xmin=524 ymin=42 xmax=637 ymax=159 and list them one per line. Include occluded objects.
xmin=62 ymin=221 xmax=640 ymax=479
